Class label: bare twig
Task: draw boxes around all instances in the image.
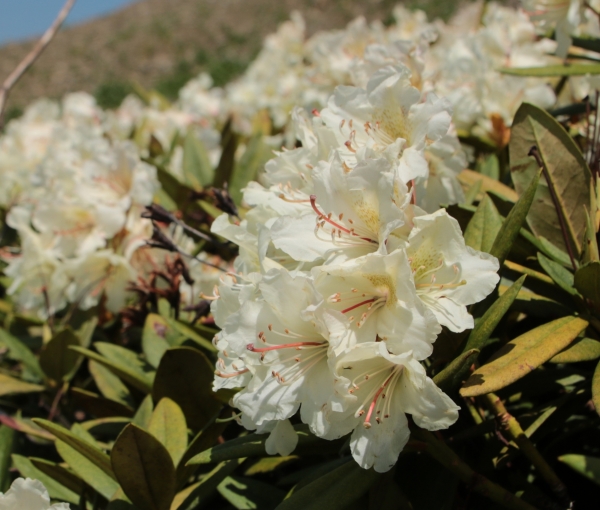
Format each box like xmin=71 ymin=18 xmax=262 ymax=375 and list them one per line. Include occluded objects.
xmin=0 ymin=0 xmax=76 ymax=127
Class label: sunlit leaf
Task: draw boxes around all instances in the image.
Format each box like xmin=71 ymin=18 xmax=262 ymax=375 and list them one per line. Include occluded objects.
xmin=111 ymin=424 xmax=176 ymax=510
xmin=132 ymin=394 xmax=154 ymax=430
xmin=461 ymin=316 xmax=588 ymax=397
xmin=537 ymin=253 xmax=577 ymax=296
xmin=217 ymin=475 xmax=285 ymax=509
xmin=0 ymin=373 xmax=44 ymax=396
xmin=88 ymin=360 xmax=135 ymax=408
xmin=148 ymin=398 xmax=188 ymax=467
xmin=549 ymin=338 xmax=600 ymax=363
xmin=458 ymin=169 xmax=518 ymax=202
xmin=558 ymin=454 xmax=600 ymax=486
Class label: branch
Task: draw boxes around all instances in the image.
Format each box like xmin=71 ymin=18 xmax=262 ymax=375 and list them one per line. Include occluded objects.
xmin=0 ymin=0 xmax=76 ymax=127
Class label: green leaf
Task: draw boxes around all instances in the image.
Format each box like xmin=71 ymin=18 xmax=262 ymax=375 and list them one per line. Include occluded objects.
xmin=0 ymin=425 xmax=15 ymax=491
xmin=510 ymin=102 xmax=591 ymax=257
xmin=458 ymin=169 xmax=518 ymax=202
xmin=218 ymin=476 xmax=285 ymax=509
xmin=461 ymin=316 xmax=588 ymax=397
xmin=71 ymin=387 xmax=134 ymax=418
xmin=183 ymin=130 xmax=214 ymax=189
xmin=558 ymin=454 xmax=600 ymax=486
xmin=39 ymin=328 xmax=81 ymax=382
xmin=0 ymin=373 xmax=44 ymax=396
xmin=490 ymin=168 xmax=541 ymax=265
xmin=433 ymin=349 xmax=480 ymax=393
xmin=29 ymin=457 xmax=85 ymax=496
xmin=213 ymin=119 xmax=239 ymax=190
xmin=500 ymin=63 xmax=600 ymax=76
xmin=168 ymin=318 xmax=217 ymax=352
xmin=132 ymin=394 xmax=154 ymax=430
xmin=32 ymin=418 xmax=116 ymax=479
xmin=574 ymin=261 xmax=600 ymax=307
xmin=277 ymin=458 xmax=380 ymax=510
xmin=148 ymin=398 xmax=188 ymax=467
xmin=537 ymin=236 xmax=572 ymax=268
xmin=463 ymin=178 xmax=482 ymax=206
xmin=464 ymin=276 xmax=527 ymax=352
xmin=56 ymin=439 xmax=120 ymax=500
xmin=156 ymin=166 xmax=193 ymax=210
xmin=153 ymin=347 xmax=221 ymax=431
xmin=0 ymin=329 xmax=44 ymax=381
xmin=244 ymin=456 xmax=298 ymax=476
xmin=537 ymin=253 xmax=577 ymax=295
xmin=463 ymin=194 xmax=503 ymax=253
xmin=187 ymin=425 xmax=317 ymax=465
xmin=12 ymin=454 xmax=80 ymax=505
xmin=111 ymin=424 xmax=177 ymax=510
xmin=74 ymin=316 xmax=98 ymax=348
xmin=592 ymin=360 xmax=600 ymax=417
xmin=142 ymin=314 xmax=173 ymax=367
xmin=479 ymin=154 xmax=500 ymax=180
xmin=88 ymin=360 xmax=135 ymax=408
xmin=549 ymin=337 xmax=600 ymax=363
xmin=71 ymin=345 xmax=153 ymax=393
xmin=229 ymin=133 xmax=273 ymax=203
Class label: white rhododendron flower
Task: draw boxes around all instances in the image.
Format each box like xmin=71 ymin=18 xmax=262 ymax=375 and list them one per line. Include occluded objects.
xmin=0 ymin=478 xmax=69 ymax=510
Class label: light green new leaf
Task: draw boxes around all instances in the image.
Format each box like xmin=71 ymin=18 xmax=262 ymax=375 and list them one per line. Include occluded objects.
xmin=574 ymin=261 xmax=600 ymax=307
xmin=490 ymin=168 xmax=541 ymax=265
xmin=71 ymin=345 xmax=153 ymax=393
xmin=463 ymin=178 xmax=482 ymax=206
xmin=277 ymin=458 xmax=380 ymax=510
xmin=464 ymin=276 xmax=526 ymax=352
xmin=32 ymin=418 xmax=115 ymax=479
xmin=148 ymin=398 xmax=188 ymax=467
xmin=433 ymin=349 xmax=479 ymax=393
xmin=509 ymin=102 xmax=591 ymax=257
xmin=461 ymin=316 xmax=588 ymax=397
xmin=12 ymin=455 xmax=80 ymax=505
xmin=111 ymin=424 xmax=177 ymax=510
xmin=153 ymin=347 xmax=221 ymax=431
xmin=0 ymin=373 xmax=44 ymax=396
xmin=463 ymin=194 xmax=502 ymax=253
xmin=39 ymin=328 xmax=81 ymax=382
xmin=479 ymin=154 xmax=500 ymax=180
xmin=88 ymin=361 xmax=135 ymax=408
xmin=56 ymin=440 xmax=120 ymax=500
xmin=559 ymin=454 xmax=600 ymax=486
xmin=537 ymin=253 xmax=578 ymax=296
xmin=549 ymin=337 xmax=600 ymax=363
xmin=183 ymin=130 xmax=214 ymax=189
xmin=0 ymin=329 xmax=44 ymax=381
xmin=500 ymin=63 xmax=600 ymax=76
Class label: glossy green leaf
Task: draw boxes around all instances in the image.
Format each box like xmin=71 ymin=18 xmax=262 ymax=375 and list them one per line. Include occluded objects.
xmin=433 ymin=349 xmax=479 ymax=393
xmin=142 ymin=314 xmax=173 ymax=367
xmin=574 ymin=261 xmax=600 ymax=307
xmin=111 ymin=424 xmax=177 ymax=510
xmin=0 ymin=329 xmax=44 ymax=381
xmin=277 ymin=458 xmax=380 ymax=510
xmin=39 ymin=328 xmax=80 ymax=382
xmin=558 ymin=454 xmax=600 ymax=486
xmin=500 ymin=63 xmax=600 ymax=76
xmin=490 ymin=167 xmax=541 ymax=265
xmin=187 ymin=425 xmax=316 ymax=465
xmin=549 ymin=337 xmax=600 ymax=363
xmin=0 ymin=373 xmax=44 ymax=396
xmin=0 ymin=426 xmax=15 ymax=491
xmin=56 ymin=439 xmax=120 ymax=500
xmin=32 ymin=418 xmax=115 ymax=478
xmin=89 ymin=360 xmax=135 ymax=408
xmin=71 ymin=345 xmax=153 ymax=393
xmin=183 ymin=129 xmax=214 ymax=189
xmin=12 ymin=454 xmax=80 ymax=504
xmin=218 ymin=476 xmax=285 ymax=509
xmin=153 ymin=347 xmax=221 ymax=431
xmin=463 ymin=194 xmax=502 ymax=253
xmin=464 ymin=276 xmax=526 ymax=353
xmin=510 ymin=102 xmax=591 ymax=257
xmin=592 ymin=360 xmax=600 ymax=417
xmin=461 ymin=316 xmax=588 ymax=397
xmin=148 ymin=398 xmax=188 ymax=467
xmin=537 ymin=252 xmax=577 ymax=295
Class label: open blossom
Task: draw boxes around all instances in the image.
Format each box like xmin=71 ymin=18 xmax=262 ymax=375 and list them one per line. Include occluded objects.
xmin=0 ymin=478 xmax=70 ymax=510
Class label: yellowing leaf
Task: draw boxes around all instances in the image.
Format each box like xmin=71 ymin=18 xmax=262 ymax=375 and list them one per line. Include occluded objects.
xmin=460 ymin=316 xmax=588 ymax=397
xmin=549 ymin=338 xmax=600 ymax=363
xmin=458 ymin=169 xmax=518 ymax=202
xmin=0 ymin=374 xmax=44 ymax=396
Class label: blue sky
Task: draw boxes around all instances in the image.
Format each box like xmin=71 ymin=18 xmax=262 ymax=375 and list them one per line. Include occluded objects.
xmin=0 ymin=0 xmax=136 ymax=45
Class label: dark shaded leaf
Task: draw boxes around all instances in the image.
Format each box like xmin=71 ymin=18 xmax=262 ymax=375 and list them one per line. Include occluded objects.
xmin=39 ymin=328 xmax=80 ymax=383
xmin=433 ymin=349 xmax=479 ymax=393
xmin=574 ymin=261 xmax=600 ymax=307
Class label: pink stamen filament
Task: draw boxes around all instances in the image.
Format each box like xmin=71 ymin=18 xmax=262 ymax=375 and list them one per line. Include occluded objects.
xmin=364 ymin=375 xmax=392 ymax=429
xmin=247 ymin=341 xmax=324 ymax=353
xmin=215 ymin=368 xmax=249 ymax=378
xmin=310 ymin=195 xmax=377 ymax=244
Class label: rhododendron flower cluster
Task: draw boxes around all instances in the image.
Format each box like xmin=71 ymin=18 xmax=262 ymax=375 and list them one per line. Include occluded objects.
xmin=210 ymin=60 xmax=500 ymax=472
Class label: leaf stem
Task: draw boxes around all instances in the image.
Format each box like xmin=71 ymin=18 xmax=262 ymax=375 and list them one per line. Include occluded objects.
xmin=528 ymin=146 xmax=578 ymax=271
xmin=413 ymin=429 xmax=538 ymax=510
xmin=483 ymin=393 xmax=571 ymax=507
